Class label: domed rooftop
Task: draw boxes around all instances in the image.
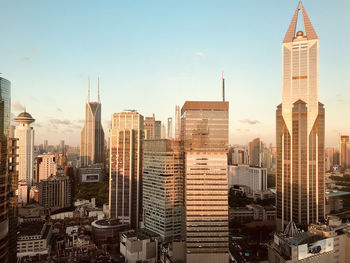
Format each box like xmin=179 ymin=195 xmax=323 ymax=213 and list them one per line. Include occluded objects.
xmin=14 ymin=110 xmax=35 ymax=124
xmin=17 ymin=111 xmax=33 ymax=119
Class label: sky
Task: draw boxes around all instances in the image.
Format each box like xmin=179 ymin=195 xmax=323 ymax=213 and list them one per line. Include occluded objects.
xmin=0 ymin=0 xmax=349 ymax=147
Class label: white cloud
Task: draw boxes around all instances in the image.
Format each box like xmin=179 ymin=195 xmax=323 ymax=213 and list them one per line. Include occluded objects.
xmin=194 ymin=52 xmax=205 ymax=57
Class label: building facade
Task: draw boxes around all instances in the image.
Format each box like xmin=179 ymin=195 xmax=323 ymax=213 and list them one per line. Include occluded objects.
xmin=14 ymin=111 xmax=35 ymax=198
xmin=181 ymin=101 xmax=229 ymax=263
xmin=248 ymin=138 xmax=263 ymax=167
xmin=228 ymin=165 xmax=267 ymax=193
xmin=143 ymin=139 xmax=184 ymax=241
xmin=109 ymin=111 xmax=144 ymax=229
xmin=167 ymin=117 xmax=173 ymax=139
xmin=38 ymin=176 xmax=71 ymax=211
xmin=276 ymin=2 xmax=325 ymax=230
xmin=0 ymin=77 xmax=11 ymax=263
xmin=144 ymin=114 xmax=161 ymax=140
xmin=36 ymin=154 xmax=57 ymax=182
xmin=80 ymin=82 xmax=105 ymax=167
xmin=339 ymin=135 xmax=349 ymax=170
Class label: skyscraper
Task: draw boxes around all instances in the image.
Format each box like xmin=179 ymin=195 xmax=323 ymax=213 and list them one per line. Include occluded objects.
xmin=14 ymin=110 xmax=35 ymax=191
xmin=0 ymin=77 xmax=11 ymax=262
xmin=248 ymin=137 xmax=263 ymax=167
xmin=144 ymin=114 xmax=161 ymax=139
xmin=182 ymin=101 xmax=229 ymax=263
xmin=36 ymin=154 xmax=57 ymax=182
xmin=109 ymin=111 xmax=144 ymax=229
xmin=175 ymin=105 xmax=180 ymax=140
xmin=143 ymin=139 xmax=184 ymax=241
xmin=276 ymin=2 xmax=325 ymax=231
xmin=167 ymin=117 xmax=173 ymax=139
xmin=80 ymin=78 xmax=105 ymax=167
xmin=339 ymin=135 xmax=349 ymax=170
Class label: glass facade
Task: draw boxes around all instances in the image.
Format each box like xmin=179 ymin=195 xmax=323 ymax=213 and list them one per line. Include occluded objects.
xmin=0 ymin=77 xmax=11 ymax=263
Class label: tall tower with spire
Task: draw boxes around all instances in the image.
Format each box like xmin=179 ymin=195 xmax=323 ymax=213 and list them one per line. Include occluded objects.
xmin=276 ymin=2 xmax=325 ymax=231
xmin=80 ymin=77 xmax=105 ymax=167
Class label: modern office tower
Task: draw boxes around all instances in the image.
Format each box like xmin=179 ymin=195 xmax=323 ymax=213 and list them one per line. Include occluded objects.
xmin=36 ymin=154 xmax=57 ymax=183
xmin=167 ymin=117 xmax=173 ymax=139
xmin=7 ymin=137 xmax=18 ymax=262
xmin=276 ymin=2 xmax=325 ymax=231
xmin=144 ymin=114 xmax=161 ymax=139
xmin=43 ymin=140 xmax=48 ymax=153
xmin=161 ymin=124 xmax=166 ymax=139
xmin=109 ymin=111 xmax=144 ymax=230
xmin=175 ymin=105 xmax=180 ymax=140
xmin=143 ymin=139 xmax=184 ymax=241
xmin=80 ymin=78 xmax=105 ymax=167
xmin=248 ymin=138 xmax=263 ymax=167
xmin=229 ymin=146 xmax=248 ymax=165
xmin=0 ymin=77 xmax=11 ymax=263
xmin=14 ymin=111 xmax=35 ymax=191
xmin=339 ymin=135 xmax=349 ymax=170
xmin=38 ymin=176 xmax=71 ymax=211
xmin=182 ymin=101 xmax=229 ymax=263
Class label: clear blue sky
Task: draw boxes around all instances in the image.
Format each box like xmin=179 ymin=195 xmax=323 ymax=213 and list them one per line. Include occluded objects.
xmin=1 ymin=0 xmax=349 ymax=147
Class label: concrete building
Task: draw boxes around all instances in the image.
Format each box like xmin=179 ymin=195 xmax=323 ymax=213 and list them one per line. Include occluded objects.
xmin=228 ymin=165 xmax=267 ymax=193
xmin=229 ymin=204 xmax=276 ymax=223
xmin=229 ymin=146 xmax=248 ymax=165
xmin=181 ymin=101 xmax=229 ymax=263
xmin=143 ymin=139 xmax=184 ymax=241
xmin=120 ymin=230 xmax=160 ymax=263
xmin=17 ymin=222 xmax=52 ymax=258
xmin=14 ymin=111 xmax=35 ymax=195
xmin=91 ymin=219 xmax=129 ymax=246
xmin=109 ymin=111 xmax=144 ymax=229
xmin=268 ymin=218 xmax=350 ymax=263
xmin=161 ymin=124 xmax=166 ymax=139
xmin=276 ymin=2 xmax=325 ymax=230
xmin=144 ymin=114 xmax=162 ymax=140
xmin=36 ymin=153 xmax=57 ymax=182
xmin=80 ymin=77 xmax=105 ymax=167
xmin=0 ymin=77 xmax=11 ymax=263
xmin=38 ymin=176 xmax=71 ymax=211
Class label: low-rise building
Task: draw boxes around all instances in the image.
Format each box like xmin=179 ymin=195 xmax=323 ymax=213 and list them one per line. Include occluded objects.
xmin=229 ymin=204 xmax=276 ymax=223
xmin=268 ymin=218 xmax=350 ymax=263
xmin=17 ymin=222 xmax=52 ymax=258
xmin=120 ymin=230 xmax=160 ymax=263
xmin=78 ymin=163 xmax=104 ymax=183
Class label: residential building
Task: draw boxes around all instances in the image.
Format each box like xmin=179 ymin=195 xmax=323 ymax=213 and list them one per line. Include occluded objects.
xmin=80 ymin=78 xmax=105 ymax=167
xmin=143 ymin=139 xmax=184 ymax=241
xmin=38 ymin=176 xmax=71 ymax=211
xmin=276 ymin=2 xmax=325 ymax=230
xmin=181 ymin=101 xmax=229 ymax=263
xmin=109 ymin=111 xmax=144 ymax=229
xmin=36 ymin=154 xmax=57 ymax=182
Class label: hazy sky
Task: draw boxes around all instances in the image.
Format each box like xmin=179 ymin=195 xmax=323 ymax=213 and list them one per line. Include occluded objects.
xmin=1 ymin=0 xmax=349 ymax=147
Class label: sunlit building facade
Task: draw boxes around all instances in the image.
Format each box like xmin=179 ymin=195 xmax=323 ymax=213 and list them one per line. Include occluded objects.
xmin=143 ymin=139 xmax=184 ymax=241
xmin=276 ymin=2 xmax=325 ymax=231
xmin=109 ymin=111 xmax=144 ymax=230
xmin=182 ymin=101 xmax=229 ymax=263
xmin=80 ymin=82 xmax=105 ymax=167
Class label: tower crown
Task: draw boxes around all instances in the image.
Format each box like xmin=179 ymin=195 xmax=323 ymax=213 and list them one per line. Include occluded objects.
xmin=283 ymin=2 xmax=318 ymax=43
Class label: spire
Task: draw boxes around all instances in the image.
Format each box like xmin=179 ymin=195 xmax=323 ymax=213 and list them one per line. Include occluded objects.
xmin=222 ymin=71 xmax=225 ymax=102
xmin=98 ymin=76 xmax=100 ymax=103
xmin=88 ymin=76 xmax=90 ymax=102
xmin=283 ymin=1 xmax=318 ymax=43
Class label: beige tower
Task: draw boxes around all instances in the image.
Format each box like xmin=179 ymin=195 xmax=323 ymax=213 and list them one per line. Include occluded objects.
xmin=109 ymin=111 xmax=144 ymax=230
xmin=182 ymin=101 xmax=229 ymax=263
xmin=276 ymin=2 xmax=325 ymax=231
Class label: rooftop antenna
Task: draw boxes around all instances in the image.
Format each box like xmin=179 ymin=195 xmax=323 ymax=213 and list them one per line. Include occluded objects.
xmin=98 ymin=76 xmax=100 ymax=103
xmin=88 ymin=76 xmax=90 ymax=102
xmin=222 ymin=71 xmax=225 ymax=102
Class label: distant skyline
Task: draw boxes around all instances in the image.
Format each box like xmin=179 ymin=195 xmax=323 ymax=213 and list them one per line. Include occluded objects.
xmin=1 ymin=0 xmax=349 ymax=147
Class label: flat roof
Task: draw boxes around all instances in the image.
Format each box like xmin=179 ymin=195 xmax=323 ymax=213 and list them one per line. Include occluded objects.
xmin=181 ymin=101 xmax=229 ymax=115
